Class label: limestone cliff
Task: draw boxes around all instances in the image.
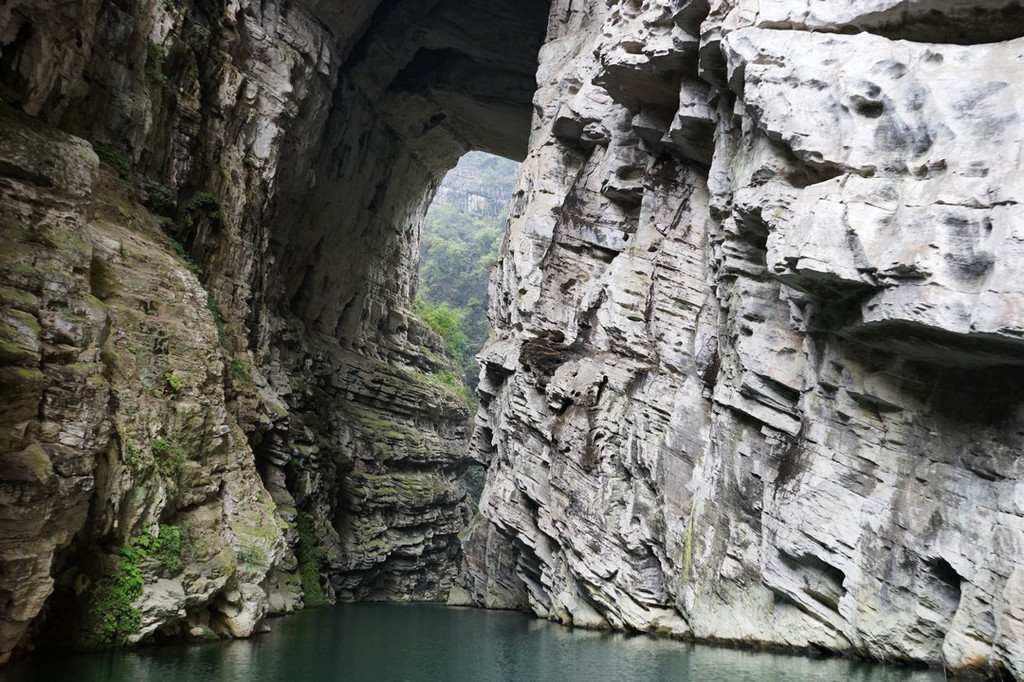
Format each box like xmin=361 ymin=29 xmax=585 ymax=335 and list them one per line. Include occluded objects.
xmin=431 ymin=152 xmax=520 ymax=218
xmin=457 ymin=1 xmax=1024 ymax=678
xmin=0 ymin=0 xmax=552 ymax=660
xmin=2 ymin=0 xmax=1024 ymax=677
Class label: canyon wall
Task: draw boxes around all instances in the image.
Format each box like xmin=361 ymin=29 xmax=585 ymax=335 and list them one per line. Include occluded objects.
xmin=0 ymin=0 xmax=548 ymax=661
xmin=3 ymin=0 xmax=1024 ymax=677
xmin=457 ymin=1 xmax=1024 ymax=678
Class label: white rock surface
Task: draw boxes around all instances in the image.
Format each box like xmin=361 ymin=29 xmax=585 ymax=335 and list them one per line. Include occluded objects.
xmin=135 ymin=580 xmax=187 ymax=642
xmin=457 ymin=0 xmax=1024 ymax=677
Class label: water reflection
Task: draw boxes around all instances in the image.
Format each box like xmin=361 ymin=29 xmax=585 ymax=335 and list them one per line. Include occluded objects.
xmin=4 ymin=603 xmax=945 ymax=682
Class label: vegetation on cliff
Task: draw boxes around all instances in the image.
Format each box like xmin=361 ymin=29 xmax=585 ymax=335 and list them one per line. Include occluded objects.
xmin=295 ymin=513 xmax=327 ymax=608
xmin=88 ymin=525 xmax=185 ymax=647
xmin=416 ymin=153 xmax=519 ymax=388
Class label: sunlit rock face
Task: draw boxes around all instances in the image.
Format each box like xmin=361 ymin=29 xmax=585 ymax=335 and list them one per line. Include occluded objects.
xmin=459 ymin=0 xmax=1024 ymax=677
xmin=0 ymin=0 xmax=547 ymax=660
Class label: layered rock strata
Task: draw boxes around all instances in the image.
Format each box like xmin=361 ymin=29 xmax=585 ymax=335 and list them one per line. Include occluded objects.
xmin=3 ymin=0 xmax=1024 ymax=676
xmin=0 ymin=0 xmax=548 ymax=661
xmin=458 ymin=0 xmax=1024 ymax=678
xmin=0 ymin=108 xmax=291 ymax=656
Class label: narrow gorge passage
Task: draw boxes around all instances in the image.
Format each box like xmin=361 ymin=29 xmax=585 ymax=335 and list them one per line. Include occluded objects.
xmin=3 ymin=0 xmax=1024 ymax=679
xmin=413 ymin=151 xmax=521 ymax=511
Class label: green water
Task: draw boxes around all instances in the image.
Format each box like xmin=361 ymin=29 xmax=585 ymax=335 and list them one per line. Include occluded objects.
xmin=4 ymin=603 xmax=945 ymax=682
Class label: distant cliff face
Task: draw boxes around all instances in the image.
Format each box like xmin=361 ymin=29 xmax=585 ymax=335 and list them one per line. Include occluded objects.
xmin=430 ymin=152 xmax=520 ymax=218
xmin=457 ymin=1 xmax=1024 ymax=678
xmin=3 ymin=0 xmax=1024 ymax=676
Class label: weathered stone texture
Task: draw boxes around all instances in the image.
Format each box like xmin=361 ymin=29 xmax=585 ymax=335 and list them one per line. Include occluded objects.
xmin=0 ymin=108 xmax=108 ymax=664
xmin=458 ymin=0 xmax=1024 ymax=678
xmin=4 ymin=0 xmax=1024 ymax=676
xmin=0 ymin=0 xmax=549 ymax=659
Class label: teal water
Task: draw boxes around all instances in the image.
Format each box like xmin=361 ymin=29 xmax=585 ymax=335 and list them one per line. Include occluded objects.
xmin=4 ymin=603 xmax=945 ymax=682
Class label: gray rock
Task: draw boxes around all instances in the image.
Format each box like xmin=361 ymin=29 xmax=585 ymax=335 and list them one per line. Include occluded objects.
xmin=459 ymin=1 xmax=1024 ymax=678
xmin=2 ymin=0 xmax=1024 ymax=676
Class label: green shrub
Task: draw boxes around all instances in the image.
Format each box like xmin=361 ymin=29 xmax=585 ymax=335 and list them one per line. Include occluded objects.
xmin=123 ymin=442 xmax=142 ymax=468
xmin=415 ymin=297 xmax=469 ymax=364
xmin=163 ymin=371 xmax=181 ymax=392
xmin=184 ymin=191 xmax=221 ymax=220
xmin=146 ymin=41 xmax=169 ymax=86
xmin=167 ymin=237 xmax=200 ymax=274
xmin=168 ymin=238 xmax=187 ymax=258
xmin=139 ymin=524 xmax=184 ymax=573
xmin=206 ymin=295 xmax=228 ymax=348
xmin=236 ymin=545 xmax=265 ymax=568
xmin=91 ymin=561 xmax=143 ymax=646
xmin=156 ymin=215 xmax=176 ymax=233
xmin=90 ymin=525 xmax=185 ymax=646
xmin=139 ymin=177 xmax=176 ymax=216
xmin=421 ymin=370 xmax=466 ymax=398
xmin=230 ymin=357 xmax=250 ymax=382
xmin=92 ymin=142 xmax=132 ymax=180
xmin=151 ymin=437 xmax=187 ymax=482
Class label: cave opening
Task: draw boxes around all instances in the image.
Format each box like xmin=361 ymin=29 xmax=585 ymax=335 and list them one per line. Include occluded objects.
xmin=257 ymin=0 xmax=552 ymax=605
xmin=0 ymin=0 xmax=559 ymax=659
xmin=267 ymin=0 xmax=552 ymax=344
xmin=414 ymin=150 xmax=521 ymax=515
xmin=416 ymin=151 xmax=520 ymax=391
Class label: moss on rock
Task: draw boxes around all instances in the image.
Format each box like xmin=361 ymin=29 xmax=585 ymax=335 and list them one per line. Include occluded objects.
xmin=295 ymin=512 xmax=327 ymax=608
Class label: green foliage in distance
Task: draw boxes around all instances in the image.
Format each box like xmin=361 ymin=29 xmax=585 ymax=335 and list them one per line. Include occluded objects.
xmin=415 ymin=297 xmax=469 ymax=364
xmin=417 ymin=152 xmax=518 ymax=389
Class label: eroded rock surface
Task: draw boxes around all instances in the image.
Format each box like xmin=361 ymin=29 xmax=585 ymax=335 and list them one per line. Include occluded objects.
xmin=0 ymin=0 xmax=547 ymax=660
xmin=3 ymin=0 xmax=1024 ymax=676
xmin=0 ymin=108 xmax=290 ymax=656
xmin=457 ymin=0 xmax=1024 ymax=677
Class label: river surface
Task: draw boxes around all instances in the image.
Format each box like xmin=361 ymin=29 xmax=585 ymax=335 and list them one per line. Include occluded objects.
xmin=4 ymin=603 xmax=946 ymax=682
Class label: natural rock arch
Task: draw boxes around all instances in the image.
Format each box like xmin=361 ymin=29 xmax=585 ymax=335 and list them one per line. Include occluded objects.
xmin=4 ymin=0 xmax=1024 ymax=678
xmin=0 ymin=0 xmax=551 ymax=659
xmin=265 ymin=0 xmax=551 ymax=341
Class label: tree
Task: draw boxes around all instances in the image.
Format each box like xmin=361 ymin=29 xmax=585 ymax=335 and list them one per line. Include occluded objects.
xmin=415 ymin=297 xmax=469 ymax=363
xmin=417 ymin=152 xmax=519 ymax=389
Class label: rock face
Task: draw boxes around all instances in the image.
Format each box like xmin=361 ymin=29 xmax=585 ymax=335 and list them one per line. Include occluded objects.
xmin=0 ymin=0 xmax=547 ymax=661
xmin=0 ymin=106 xmax=291 ymax=656
xmin=431 ymin=152 xmax=520 ymax=218
xmin=457 ymin=0 xmax=1024 ymax=678
xmin=3 ymin=0 xmax=1024 ymax=677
